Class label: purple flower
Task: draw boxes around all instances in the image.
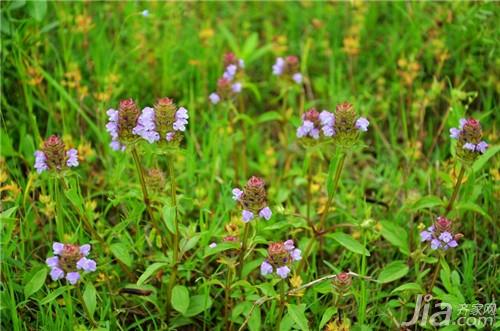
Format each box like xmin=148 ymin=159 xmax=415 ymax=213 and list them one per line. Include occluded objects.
xmin=449 ymin=128 xmax=461 ymax=139
xmin=47 ymin=242 xmax=97 ymax=285
xmin=66 ymin=149 xmax=79 ymax=167
xmin=283 ymin=240 xmax=295 ymax=251
xmin=53 ymin=242 xmax=64 ymax=255
xmin=258 ymin=207 xmax=272 ymax=220
xmin=292 ymin=73 xmax=303 ymax=84
xmin=223 ymin=64 xmax=237 ymax=80
xmin=209 ymin=242 xmax=217 ymax=248
xmin=242 ymin=210 xmax=254 ymax=223
xmin=166 ymin=132 xmax=175 ymax=141
xmin=80 ymin=244 xmax=91 ymax=256
xmin=66 ymin=272 xmax=80 ymax=285
xmin=276 ymin=266 xmax=291 ymax=279
xmin=291 ymin=249 xmax=302 ymax=261
xmin=445 ymin=240 xmax=458 ymax=249
xmin=231 ymin=82 xmax=242 ymax=93
xmin=297 ymin=120 xmax=314 ymax=138
xmin=438 ymin=231 xmax=453 ymax=243
xmin=476 ymin=141 xmax=488 ymax=153
xmin=431 ymin=239 xmax=442 ymax=250
xmin=260 ymin=261 xmax=273 ymax=276
xmin=106 ymin=108 xmax=126 ymax=151
xmin=463 ymin=143 xmax=476 ymax=151
xmin=420 ymin=230 xmax=433 ymax=242
xmin=232 ymin=188 xmax=243 ymax=201
xmin=46 ymin=256 xmax=59 ymax=268
xmin=209 ymin=93 xmax=220 ymax=105
xmin=319 ymin=111 xmax=335 ymax=127
xmin=50 ymin=267 xmax=64 ymax=281
xmin=133 ymin=107 xmax=160 ymax=143
xmin=459 ymin=118 xmax=467 ymax=129
xmin=310 ymin=128 xmax=320 ymax=139
xmin=34 ymin=151 xmax=48 ymax=173
xmin=173 ymin=107 xmax=189 ymax=132
xmin=77 ymin=257 xmax=97 ymax=272
xmin=272 ymin=57 xmax=285 ymax=75
xmin=355 ymin=117 xmax=370 ymax=132
xmin=322 ymin=125 xmax=335 ymax=137
xmin=110 ymin=141 xmax=125 ymax=151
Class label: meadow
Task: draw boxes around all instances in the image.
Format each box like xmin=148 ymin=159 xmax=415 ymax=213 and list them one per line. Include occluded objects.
xmin=0 ymin=1 xmax=499 ymax=330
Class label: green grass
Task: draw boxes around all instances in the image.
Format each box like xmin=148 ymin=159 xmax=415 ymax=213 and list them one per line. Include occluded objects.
xmin=1 ymin=1 xmax=499 ymax=331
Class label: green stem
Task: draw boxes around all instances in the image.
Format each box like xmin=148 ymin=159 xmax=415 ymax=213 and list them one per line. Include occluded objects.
xmin=445 ymin=165 xmax=466 ymax=216
xmin=428 ymin=255 xmax=442 ymax=293
xmin=237 ymin=222 xmax=250 ymax=279
xmin=276 ymin=280 xmax=286 ymax=331
xmin=166 ymin=158 xmax=179 ymax=317
xmin=223 ymin=267 xmax=233 ymax=330
xmin=297 ymin=233 xmax=315 ymax=274
xmin=54 ymin=178 xmax=65 ymax=239
xmin=319 ymin=153 xmax=347 ymax=231
xmin=131 ymin=146 xmax=166 ymax=251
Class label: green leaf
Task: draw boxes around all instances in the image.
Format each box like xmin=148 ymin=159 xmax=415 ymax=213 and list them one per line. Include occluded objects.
xmin=162 ymin=205 xmax=176 ymax=234
xmin=472 ymin=144 xmax=499 ymax=173
xmin=137 ymin=263 xmax=167 ymax=286
xmin=83 ymin=283 xmax=96 ymax=318
xmin=40 ymin=285 xmax=71 ymax=304
xmin=456 ymin=202 xmax=492 ymax=220
xmin=286 ymin=304 xmax=309 ymax=331
xmin=185 ymin=294 xmax=212 ymax=317
xmin=329 ymin=232 xmax=370 ymax=256
xmin=171 ymin=285 xmax=190 ymax=315
xmin=410 ymin=195 xmax=443 ymax=211
xmin=378 ymin=261 xmax=409 ymax=283
xmin=248 ymin=306 xmax=261 ymax=331
xmin=391 ymin=282 xmax=424 ymax=294
xmin=110 ymin=243 xmax=132 ymax=267
xmin=319 ymin=307 xmax=337 ymax=329
xmin=27 ymin=0 xmax=47 ymax=21
xmin=380 ymin=221 xmax=409 ymax=255
xmin=25 ymin=268 xmax=48 ymax=298
xmin=257 ymin=111 xmax=282 ymax=123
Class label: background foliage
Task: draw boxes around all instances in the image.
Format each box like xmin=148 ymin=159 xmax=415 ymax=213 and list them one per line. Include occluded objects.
xmin=1 ymin=1 xmax=498 ymax=330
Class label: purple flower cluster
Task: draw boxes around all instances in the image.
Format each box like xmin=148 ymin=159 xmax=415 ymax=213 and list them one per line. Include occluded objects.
xmin=133 ymin=103 xmax=189 ymax=144
xmin=261 ymin=240 xmax=302 ymax=279
xmin=450 ymin=118 xmax=488 ymax=154
xmin=34 ymin=135 xmax=79 ymax=174
xmin=296 ymin=106 xmax=369 ymax=141
xmin=210 ymin=52 xmax=244 ymax=104
xmin=46 ymin=242 xmax=96 ymax=285
xmin=232 ymin=176 xmax=272 ymax=223
xmin=106 ymin=108 xmax=125 ymax=151
xmin=296 ymin=108 xmax=335 ymax=139
xmin=272 ymin=55 xmax=303 ymax=84
xmin=420 ymin=216 xmax=462 ymax=251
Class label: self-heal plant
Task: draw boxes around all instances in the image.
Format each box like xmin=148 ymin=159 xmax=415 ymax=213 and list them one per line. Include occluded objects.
xmin=209 ymin=52 xmax=244 ymax=105
xmin=233 ymin=176 xmax=272 ymax=278
xmin=420 ymin=216 xmax=462 ymax=251
xmin=106 ymin=98 xmax=141 ymax=151
xmin=46 ymin=242 xmax=96 ymax=285
xmin=232 ymin=176 xmax=272 ymax=222
xmin=272 ymin=55 xmax=303 ymax=85
xmin=260 ymin=240 xmax=302 ymax=279
xmin=209 ymin=78 xmax=242 ymax=105
xmin=34 ymin=135 xmax=79 ymax=174
xmin=133 ymin=97 xmax=189 ymax=147
xmin=449 ymin=118 xmax=488 ymax=163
